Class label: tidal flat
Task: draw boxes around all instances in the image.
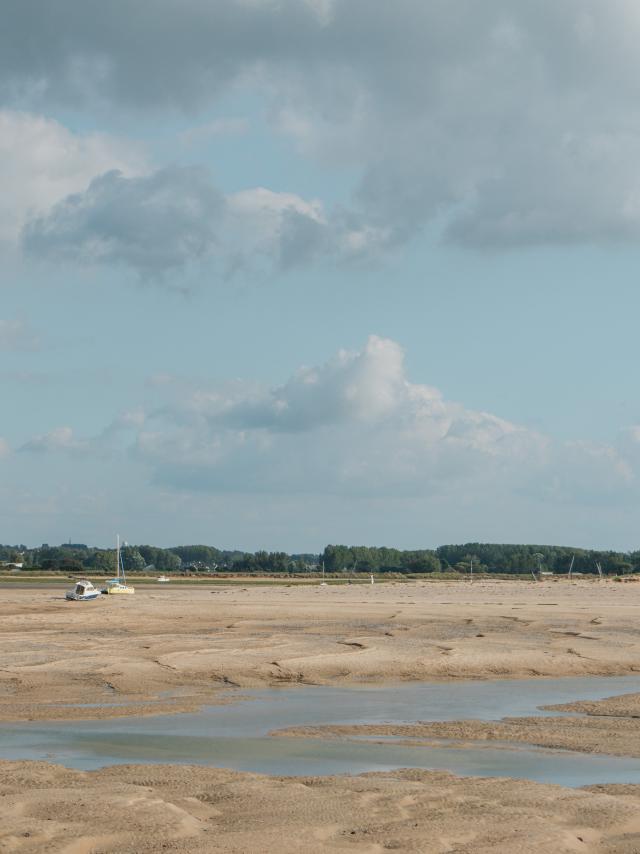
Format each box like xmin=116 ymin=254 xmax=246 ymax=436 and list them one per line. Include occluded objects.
xmin=3 ymin=579 xmax=640 ymax=852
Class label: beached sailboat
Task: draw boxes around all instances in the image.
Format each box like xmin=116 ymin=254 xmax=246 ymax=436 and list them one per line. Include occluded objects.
xmin=66 ymin=579 xmax=101 ymax=601
xmin=101 ymin=535 xmax=135 ymax=595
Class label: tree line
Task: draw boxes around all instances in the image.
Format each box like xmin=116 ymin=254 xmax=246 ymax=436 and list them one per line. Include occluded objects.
xmin=1 ymin=541 xmax=639 ymax=576
xmin=323 ymin=543 xmax=640 ymax=575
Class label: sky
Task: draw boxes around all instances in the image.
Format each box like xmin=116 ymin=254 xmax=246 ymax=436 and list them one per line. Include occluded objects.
xmin=2 ymin=0 xmax=640 ymax=552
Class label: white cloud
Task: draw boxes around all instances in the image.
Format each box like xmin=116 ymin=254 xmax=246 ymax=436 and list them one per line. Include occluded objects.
xmin=0 ymin=110 xmax=144 ymax=246
xmin=19 ymin=410 xmax=144 ymax=457
xmin=5 ymin=2 xmax=640 ymax=249
xmin=23 ymin=166 xmax=224 ymax=277
xmin=123 ymin=336 xmax=632 ymax=503
xmin=10 ymin=4 xmax=640 ymax=272
xmin=17 ymin=336 xmax=640 ymax=518
xmin=22 ymin=166 xmax=341 ymax=277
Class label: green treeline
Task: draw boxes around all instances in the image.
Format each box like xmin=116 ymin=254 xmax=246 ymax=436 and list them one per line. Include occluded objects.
xmin=1 ymin=541 xmax=639 ymax=576
xmin=435 ymin=543 xmax=636 ymax=575
xmin=321 ymin=545 xmax=440 ymax=573
xmin=323 ymin=543 xmax=639 ymax=575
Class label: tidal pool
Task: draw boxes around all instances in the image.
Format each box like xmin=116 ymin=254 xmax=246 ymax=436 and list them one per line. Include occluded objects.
xmin=3 ymin=675 xmax=640 ymax=787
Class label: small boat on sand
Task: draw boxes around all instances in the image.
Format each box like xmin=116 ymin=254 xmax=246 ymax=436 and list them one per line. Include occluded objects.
xmin=157 ymin=575 xmax=170 ymax=583
xmin=66 ymin=579 xmax=101 ymax=601
xmin=101 ymin=535 xmax=135 ymax=595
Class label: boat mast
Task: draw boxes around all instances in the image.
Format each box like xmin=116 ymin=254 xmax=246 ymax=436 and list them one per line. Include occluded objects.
xmin=116 ymin=534 xmax=120 ymax=581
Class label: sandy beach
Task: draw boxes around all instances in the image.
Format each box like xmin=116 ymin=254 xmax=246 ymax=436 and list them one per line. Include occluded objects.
xmin=2 ymin=578 xmax=640 ymax=852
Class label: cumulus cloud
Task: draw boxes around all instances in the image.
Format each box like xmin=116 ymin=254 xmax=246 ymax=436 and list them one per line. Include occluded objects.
xmin=23 ymin=167 xmax=224 ymax=277
xmin=5 ymin=2 xmax=640 ymax=248
xmin=121 ymin=336 xmax=634 ymax=503
xmin=19 ymin=335 xmax=640 ymax=510
xmin=20 ymin=410 xmax=144 ymax=457
xmin=22 ymin=166 xmax=344 ymax=277
xmin=0 ymin=110 xmax=144 ymax=246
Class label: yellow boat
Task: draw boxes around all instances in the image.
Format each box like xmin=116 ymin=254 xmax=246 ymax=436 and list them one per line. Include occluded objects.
xmin=101 ymin=535 xmax=135 ymax=595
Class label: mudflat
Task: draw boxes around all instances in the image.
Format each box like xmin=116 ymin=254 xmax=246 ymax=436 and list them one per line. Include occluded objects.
xmin=3 ymin=578 xmax=640 ymax=853
xmin=274 ymin=692 xmax=640 ymax=759
xmin=2 ymin=578 xmax=640 ymax=720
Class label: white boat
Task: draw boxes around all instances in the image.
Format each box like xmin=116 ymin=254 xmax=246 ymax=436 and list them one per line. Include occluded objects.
xmin=66 ymin=579 xmax=101 ymax=601
xmin=157 ymin=575 xmax=170 ymax=583
xmin=101 ymin=535 xmax=135 ymax=595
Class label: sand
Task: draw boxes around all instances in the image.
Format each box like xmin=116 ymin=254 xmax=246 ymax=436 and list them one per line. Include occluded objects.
xmin=3 ymin=578 xmax=640 ymax=852
xmin=2 ymin=761 xmax=640 ymax=853
xmin=2 ymin=578 xmax=640 ymax=721
xmin=273 ymin=691 xmax=640 ymax=759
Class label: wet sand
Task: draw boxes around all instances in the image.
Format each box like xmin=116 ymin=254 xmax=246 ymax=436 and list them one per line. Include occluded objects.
xmin=274 ymin=692 xmax=640 ymax=759
xmin=3 ymin=579 xmax=640 ymax=852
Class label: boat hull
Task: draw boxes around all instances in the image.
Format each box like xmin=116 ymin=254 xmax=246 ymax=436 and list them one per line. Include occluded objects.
xmin=101 ymin=584 xmax=135 ymax=595
xmin=66 ymin=579 xmax=101 ymax=600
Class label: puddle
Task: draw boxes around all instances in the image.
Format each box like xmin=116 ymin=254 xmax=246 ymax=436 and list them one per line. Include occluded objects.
xmin=2 ymin=675 xmax=640 ymax=786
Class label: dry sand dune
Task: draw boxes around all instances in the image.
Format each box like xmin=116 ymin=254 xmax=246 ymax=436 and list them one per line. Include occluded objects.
xmin=3 ymin=578 xmax=640 ymax=852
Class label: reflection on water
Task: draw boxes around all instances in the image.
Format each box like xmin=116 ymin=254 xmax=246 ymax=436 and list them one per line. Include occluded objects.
xmin=2 ymin=675 xmax=640 ymax=787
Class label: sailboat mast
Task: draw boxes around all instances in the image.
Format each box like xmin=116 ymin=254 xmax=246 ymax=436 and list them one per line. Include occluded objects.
xmin=116 ymin=534 xmax=120 ymax=581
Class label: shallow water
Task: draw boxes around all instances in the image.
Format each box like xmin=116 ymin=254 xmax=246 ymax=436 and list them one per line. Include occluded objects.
xmin=3 ymin=675 xmax=640 ymax=786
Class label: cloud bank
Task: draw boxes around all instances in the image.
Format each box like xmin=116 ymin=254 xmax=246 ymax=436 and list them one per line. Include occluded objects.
xmin=5 ymin=0 xmax=640 ymax=260
xmin=21 ymin=336 xmax=640 ymax=512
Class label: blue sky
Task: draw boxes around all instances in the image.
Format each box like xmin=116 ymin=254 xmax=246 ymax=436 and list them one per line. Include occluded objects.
xmin=2 ymin=1 xmax=640 ymax=551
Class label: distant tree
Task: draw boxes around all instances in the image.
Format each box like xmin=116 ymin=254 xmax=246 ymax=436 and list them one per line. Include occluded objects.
xmin=169 ymin=545 xmax=221 ymax=566
xmin=85 ymin=550 xmax=117 ymax=573
xmin=402 ymin=552 xmax=441 ymax=573
xmin=122 ymin=547 xmax=146 ymax=571
xmin=137 ymin=546 xmax=182 ymax=571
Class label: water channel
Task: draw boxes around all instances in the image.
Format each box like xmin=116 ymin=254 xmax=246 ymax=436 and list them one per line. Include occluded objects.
xmin=2 ymin=675 xmax=640 ymax=787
